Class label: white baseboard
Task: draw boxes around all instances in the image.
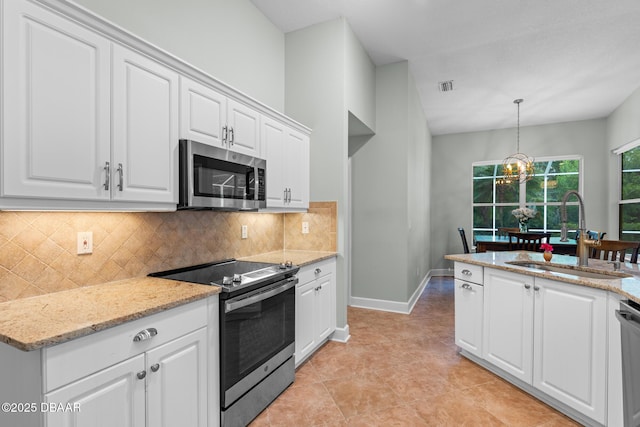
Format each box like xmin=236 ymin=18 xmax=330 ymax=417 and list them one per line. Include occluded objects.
xmin=349 ymin=271 xmax=432 ymax=315
xmin=431 ymin=268 xmax=453 ymax=277
xmin=330 ymin=324 xmax=350 ymax=343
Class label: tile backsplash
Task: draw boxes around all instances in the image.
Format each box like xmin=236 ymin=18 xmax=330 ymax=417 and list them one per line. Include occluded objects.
xmin=0 ymin=201 xmax=336 ymax=302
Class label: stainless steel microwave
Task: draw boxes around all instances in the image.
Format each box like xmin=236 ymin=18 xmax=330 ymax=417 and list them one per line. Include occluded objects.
xmin=178 ymin=139 xmax=266 ymax=210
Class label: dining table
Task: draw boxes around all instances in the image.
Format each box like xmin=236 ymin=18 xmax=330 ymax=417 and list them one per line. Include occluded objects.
xmin=474 ymin=234 xmax=578 ymax=255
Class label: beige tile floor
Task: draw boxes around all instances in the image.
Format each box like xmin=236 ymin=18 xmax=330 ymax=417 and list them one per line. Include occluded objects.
xmin=251 ymin=276 xmax=581 ymax=426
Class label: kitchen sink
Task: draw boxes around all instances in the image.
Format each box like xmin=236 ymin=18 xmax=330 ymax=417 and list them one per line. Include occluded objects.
xmin=506 ymin=261 xmax=632 ymax=280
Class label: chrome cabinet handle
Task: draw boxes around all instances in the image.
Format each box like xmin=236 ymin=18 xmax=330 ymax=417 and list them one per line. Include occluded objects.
xmin=222 ymin=125 xmax=228 ymax=144
xmin=150 ymin=363 xmax=160 ymax=372
xmin=283 ymin=188 xmax=288 ymax=203
xmin=229 ymin=127 xmax=234 ymax=145
xmin=137 ymin=371 xmax=146 ymax=380
xmin=534 ymin=285 xmax=540 ymax=292
xmin=103 ymin=161 xmax=110 ymax=190
xmin=133 ymin=327 xmax=157 ymax=342
xmin=315 ymin=286 xmax=322 ymax=291
xmin=288 ymin=188 xmax=292 ymax=202
xmin=461 ymin=283 xmax=473 ymax=290
xmin=524 ymin=284 xmax=531 ymax=290
xmin=117 ymin=163 xmax=123 ymax=191
xmin=315 ymin=268 xmax=321 ymax=274
xmin=461 ymin=269 xmax=472 ymax=276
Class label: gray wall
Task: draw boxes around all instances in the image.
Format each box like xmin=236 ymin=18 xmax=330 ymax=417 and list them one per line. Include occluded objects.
xmin=432 ymin=118 xmax=609 ymax=270
xmin=606 ymin=86 xmax=640 ymax=239
xmin=351 ymin=62 xmax=431 ymax=303
xmin=75 ymin=0 xmax=285 ymax=111
xmin=284 ymin=18 xmax=376 ymax=328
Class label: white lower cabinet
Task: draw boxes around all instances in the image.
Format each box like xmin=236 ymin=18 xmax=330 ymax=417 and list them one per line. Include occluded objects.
xmin=480 ymin=267 xmax=607 ymax=425
xmin=454 ymin=262 xmax=484 ymax=357
xmin=0 ymin=297 xmax=218 ymax=427
xmin=295 ymin=258 xmax=336 ymax=365
xmin=532 ymin=278 xmax=607 ymax=424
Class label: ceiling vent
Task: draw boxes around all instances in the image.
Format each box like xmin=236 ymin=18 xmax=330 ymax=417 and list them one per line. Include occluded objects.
xmin=438 ymin=80 xmax=454 ymax=92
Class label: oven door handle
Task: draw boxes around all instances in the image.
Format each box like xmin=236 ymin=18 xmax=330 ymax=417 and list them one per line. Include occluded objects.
xmin=225 ymin=277 xmax=297 ymax=313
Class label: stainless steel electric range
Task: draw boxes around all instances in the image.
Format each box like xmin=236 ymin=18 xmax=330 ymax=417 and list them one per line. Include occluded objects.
xmin=150 ymin=259 xmax=299 ymax=427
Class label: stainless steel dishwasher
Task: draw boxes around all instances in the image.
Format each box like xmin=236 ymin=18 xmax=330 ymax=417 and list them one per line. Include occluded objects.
xmin=616 ymin=300 xmax=640 ymax=426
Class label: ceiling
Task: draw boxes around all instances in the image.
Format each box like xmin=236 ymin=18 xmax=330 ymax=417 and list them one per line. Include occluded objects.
xmin=250 ymin=0 xmax=640 ymax=136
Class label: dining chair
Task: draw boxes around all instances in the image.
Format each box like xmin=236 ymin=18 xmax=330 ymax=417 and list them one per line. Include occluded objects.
xmin=589 ymin=239 xmax=640 ymax=262
xmin=458 ymin=227 xmax=470 ymax=254
xmin=497 ymin=227 xmax=519 ymax=237
xmin=508 ymin=232 xmax=552 ymax=251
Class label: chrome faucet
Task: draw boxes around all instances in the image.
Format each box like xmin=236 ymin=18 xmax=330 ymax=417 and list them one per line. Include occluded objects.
xmin=559 ymin=190 xmax=600 ymax=266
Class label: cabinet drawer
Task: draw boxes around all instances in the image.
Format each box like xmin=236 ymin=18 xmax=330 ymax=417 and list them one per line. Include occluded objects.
xmin=297 ymin=258 xmax=336 ymax=285
xmin=454 ymin=262 xmax=483 ymax=284
xmin=43 ymin=298 xmax=208 ymax=392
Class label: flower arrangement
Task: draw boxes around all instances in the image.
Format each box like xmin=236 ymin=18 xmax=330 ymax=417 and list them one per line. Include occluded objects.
xmin=540 ymin=243 xmax=554 ymax=252
xmin=512 ymin=207 xmax=536 ymax=232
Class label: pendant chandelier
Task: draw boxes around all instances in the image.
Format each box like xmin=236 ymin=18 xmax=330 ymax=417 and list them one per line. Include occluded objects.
xmin=501 ymin=99 xmax=534 ymax=184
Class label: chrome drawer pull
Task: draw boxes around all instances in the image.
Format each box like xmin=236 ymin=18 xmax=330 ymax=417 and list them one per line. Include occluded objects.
xmin=461 ymin=269 xmax=472 ymax=276
xmin=315 ymin=268 xmax=322 ymax=274
xmin=524 ymin=284 xmax=531 ymax=290
xmin=137 ymin=370 xmax=146 ymax=380
xmin=133 ymin=327 xmax=157 ymax=342
xmin=461 ymin=283 xmax=473 ymax=290
xmin=150 ymin=363 xmax=160 ymax=372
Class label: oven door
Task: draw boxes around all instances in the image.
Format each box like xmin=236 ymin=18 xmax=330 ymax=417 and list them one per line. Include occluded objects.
xmin=220 ymin=277 xmax=296 ymax=408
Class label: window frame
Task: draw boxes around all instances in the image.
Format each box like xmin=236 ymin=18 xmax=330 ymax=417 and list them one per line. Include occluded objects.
xmin=615 ymin=138 xmax=640 ymax=241
xmin=471 ymin=155 xmax=584 ymax=238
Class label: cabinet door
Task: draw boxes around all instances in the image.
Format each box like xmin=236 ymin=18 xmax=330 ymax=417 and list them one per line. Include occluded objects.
xmin=316 ymin=273 xmax=336 ymax=343
xmin=2 ymin=0 xmax=111 ymax=200
xmin=227 ymin=99 xmax=260 ymax=157
xmin=533 ymin=278 xmax=607 ymax=424
xmin=46 ymin=354 xmax=145 ymax=427
xmin=295 ymin=280 xmax=317 ymax=364
xmin=180 ymin=77 xmax=227 ymax=147
xmin=146 ymin=328 xmax=208 ymax=427
xmin=483 ymin=268 xmax=534 ymax=383
xmin=454 ymin=279 xmax=483 ymax=357
xmin=284 ymin=129 xmax=310 ymax=209
xmin=262 ymin=117 xmax=287 ymax=207
xmin=112 ymin=45 xmax=178 ymax=203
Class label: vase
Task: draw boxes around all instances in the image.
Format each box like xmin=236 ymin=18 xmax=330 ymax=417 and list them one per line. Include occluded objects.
xmin=519 ymin=222 xmax=528 ymax=233
xmin=543 ymin=251 xmax=553 ymax=262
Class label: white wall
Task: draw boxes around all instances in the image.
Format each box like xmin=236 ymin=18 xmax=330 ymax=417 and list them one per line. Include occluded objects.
xmin=432 ymin=118 xmax=609 ymax=270
xmin=345 ymin=24 xmax=376 ymax=132
xmin=74 ymin=0 xmax=285 ymax=111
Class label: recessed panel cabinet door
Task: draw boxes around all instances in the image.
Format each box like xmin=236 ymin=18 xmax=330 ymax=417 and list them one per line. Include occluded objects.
xmin=2 ymin=0 xmax=111 ymax=200
xmin=482 ymin=268 xmax=534 ymax=383
xmin=295 ymin=280 xmax=318 ymax=364
xmin=284 ymin=129 xmax=309 ymax=209
xmin=227 ymin=99 xmax=260 ymax=157
xmin=316 ymin=273 xmax=336 ymax=343
xmin=146 ymin=328 xmax=208 ymax=427
xmin=179 ymin=77 xmax=227 ymax=147
xmin=45 ymin=354 xmax=146 ymax=427
xmin=262 ymin=117 xmax=287 ymax=207
xmin=112 ymin=45 xmax=178 ymax=203
xmin=533 ymin=278 xmax=607 ymax=424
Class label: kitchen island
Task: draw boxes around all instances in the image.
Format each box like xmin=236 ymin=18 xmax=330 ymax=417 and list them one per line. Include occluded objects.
xmin=445 ymin=251 xmax=631 ymax=427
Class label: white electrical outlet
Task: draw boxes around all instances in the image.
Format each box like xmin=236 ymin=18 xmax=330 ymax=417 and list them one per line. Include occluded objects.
xmin=77 ymin=231 xmax=93 ymax=255
xmin=241 ymin=225 xmax=248 ymax=239
xmin=302 ymin=222 xmax=309 ymax=234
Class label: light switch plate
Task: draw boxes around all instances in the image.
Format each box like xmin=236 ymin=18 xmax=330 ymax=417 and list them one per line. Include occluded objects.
xmin=302 ymin=222 xmax=309 ymax=234
xmin=241 ymin=225 xmax=248 ymax=239
xmin=77 ymin=231 xmax=93 ymax=254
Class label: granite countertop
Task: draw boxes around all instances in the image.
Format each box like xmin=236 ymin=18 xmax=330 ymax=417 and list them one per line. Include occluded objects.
xmin=445 ymin=251 xmax=640 ymax=304
xmin=0 ymin=277 xmax=220 ymax=352
xmin=240 ymin=250 xmax=337 ymax=267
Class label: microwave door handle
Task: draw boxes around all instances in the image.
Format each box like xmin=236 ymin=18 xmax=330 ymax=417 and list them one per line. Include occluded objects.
xmin=225 ymin=278 xmax=297 ymax=313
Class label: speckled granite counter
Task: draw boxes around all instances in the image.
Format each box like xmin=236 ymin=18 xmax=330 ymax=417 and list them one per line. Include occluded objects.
xmin=0 ymin=277 xmax=220 ymax=351
xmin=240 ymin=250 xmax=337 ymax=267
xmin=445 ymin=251 xmax=640 ymax=304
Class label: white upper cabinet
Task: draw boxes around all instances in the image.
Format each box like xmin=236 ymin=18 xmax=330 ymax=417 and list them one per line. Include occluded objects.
xmin=180 ymin=77 xmax=260 ymax=158
xmin=261 ymin=116 xmax=309 ymax=210
xmin=2 ymin=0 xmax=111 ymax=201
xmin=180 ymin=77 xmax=227 ymax=147
xmin=112 ymin=45 xmax=179 ymax=203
